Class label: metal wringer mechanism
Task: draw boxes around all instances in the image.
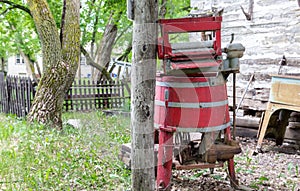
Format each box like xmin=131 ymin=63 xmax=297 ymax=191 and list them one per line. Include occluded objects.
xmin=154 ymin=16 xmax=245 ymax=190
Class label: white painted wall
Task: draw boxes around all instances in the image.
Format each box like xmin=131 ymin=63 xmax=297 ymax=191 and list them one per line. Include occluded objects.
xmin=7 ymin=55 xmax=43 ymax=77
xmin=79 ymin=64 xmax=92 ymax=78
xmin=7 ymin=55 xmax=27 ymax=76
xmin=7 ymin=54 xmax=93 ymax=79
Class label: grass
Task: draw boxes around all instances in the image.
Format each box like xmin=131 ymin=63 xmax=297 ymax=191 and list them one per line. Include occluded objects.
xmin=0 ymin=112 xmax=131 ymax=190
xmin=2 ymin=111 xmax=299 ymax=190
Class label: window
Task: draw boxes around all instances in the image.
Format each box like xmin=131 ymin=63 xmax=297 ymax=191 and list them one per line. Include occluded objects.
xmin=16 ymin=54 xmax=25 ymax=64
xmin=80 ymin=56 xmax=86 ymax=65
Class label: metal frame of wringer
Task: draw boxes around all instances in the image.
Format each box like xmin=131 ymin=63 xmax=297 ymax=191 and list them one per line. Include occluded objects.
xmin=154 ymin=16 xmax=245 ymax=190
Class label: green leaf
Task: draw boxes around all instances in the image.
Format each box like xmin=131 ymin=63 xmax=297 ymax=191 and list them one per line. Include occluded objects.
xmin=258 ymin=176 xmax=269 ymax=181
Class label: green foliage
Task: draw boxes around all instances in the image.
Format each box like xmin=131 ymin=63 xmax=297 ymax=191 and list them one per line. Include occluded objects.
xmin=0 ymin=112 xmax=131 ymax=190
xmin=0 ymin=0 xmax=192 ymax=64
xmin=47 ymin=0 xmax=63 ymax=28
xmin=0 ymin=1 xmax=40 ymax=61
xmin=162 ymin=0 xmax=191 ymax=19
xmin=234 ymin=148 xmax=300 ymax=191
xmin=80 ymin=0 xmax=192 ymax=59
xmin=80 ymin=0 xmax=131 ymax=48
xmin=0 ymin=0 xmax=61 ymax=62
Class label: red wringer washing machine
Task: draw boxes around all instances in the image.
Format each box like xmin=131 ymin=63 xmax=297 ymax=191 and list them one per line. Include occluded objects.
xmin=155 ymin=16 xmax=245 ymax=190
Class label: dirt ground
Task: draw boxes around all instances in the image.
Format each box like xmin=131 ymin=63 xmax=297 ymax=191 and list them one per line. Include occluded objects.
xmin=170 ymin=136 xmax=300 ymax=191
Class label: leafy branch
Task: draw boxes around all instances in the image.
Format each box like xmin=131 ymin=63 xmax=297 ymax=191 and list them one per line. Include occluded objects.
xmin=0 ymin=0 xmax=31 ymax=16
xmin=80 ymin=45 xmax=111 ymax=80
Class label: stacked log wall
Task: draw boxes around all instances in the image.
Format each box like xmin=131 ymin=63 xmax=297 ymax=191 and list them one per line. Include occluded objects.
xmin=211 ymin=0 xmax=300 ymax=114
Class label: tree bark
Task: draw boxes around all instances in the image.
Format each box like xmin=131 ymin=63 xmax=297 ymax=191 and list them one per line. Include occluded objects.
xmin=19 ymin=49 xmax=38 ymax=82
xmin=131 ymin=0 xmax=157 ymax=190
xmin=60 ymin=0 xmax=81 ymax=93
xmin=90 ymin=1 xmax=100 ymax=59
xmin=116 ymin=43 xmax=132 ymax=62
xmin=0 ymin=57 xmax=4 ymax=72
xmin=34 ymin=61 xmax=42 ymax=78
xmin=80 ymin=45 xmax=111 ymax=80
xmin=27 ymin=0 xmax=80 ymax=128
xmin=93 ymin=18 xmax=118 ymax=82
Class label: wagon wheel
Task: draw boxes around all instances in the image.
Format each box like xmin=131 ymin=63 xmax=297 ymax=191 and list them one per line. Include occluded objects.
xmin=175 ymin=132 xmax=191 ymax=145
xmin=175 ymin=132 xmax=191 ymax=165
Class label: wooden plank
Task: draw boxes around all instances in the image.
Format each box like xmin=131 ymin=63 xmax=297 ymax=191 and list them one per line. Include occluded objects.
xmin=228 ymin=97 xmax=268 ymax=111
xmin=9 ymin=76 xmax=14 ymax=114
xmin=0 ymin=76 xmax=128 ymax=114
xmin=83 ymin=80 xmax=87 ymax=111
xmin=17 ymin=77 xmax=22 ymax=116
xmin=25 ymin=77 xmax=31 ymax=115
xmin=70 ymin=81 xmax=74 ymax=111
xmin=87 ymin=80 xmax=92 ymax=110
xmin=235 ymin=126 xmax=258 ymax=138
xmin=227 ymin=87 xmax=270 ymax=102
xmin=7 ymin=76 xmax=12 ymax=114
xmin=20 ymin=78 xmax=26 ymax=117
xmin=114 ymin=82 xmax=118 ymax=107
xmin=270 ymin=76 xmax=300 ymax=106
xmin=119 ymin=143 xmax=159 ymax=169
xmin=15 ymin=76 xmax=20 ymax=116
xmin=108 ymin=80 xmax=112 ymax=108
xmin=120 ymin=82 xmax=124 ymax=107
xmin=175 ymin=161 xmax=224 ymax=170
xmin=117 ymin=81 xmax=122 ymax=107
xmin=96 ymin=80 xmax=100 ymax=109
xmin=11 ymin=76 xmax=17 ymax=115
xmin=3 ymin=76 xmax=9 ymax=113
xmin=72 ymin=80 xmax=77 ymax=111
xmin=100 ymin=81 xmax=104 ymax=109
xmin=284 ymin=127 xmax=300 ymax=143
xmin=105 ymin=80 xmax=110 ymax=109
xmin=92 ymin=80 xmax=97 ymax=109
xmin=78 ymin=79 xmax=83 ymax=111
xmin=114 ymin=80 xmax=118 ymax=107
xmin=110 ymin=80 xmax=113 ymax=108
xmin=0 ymin=72 xmax=4 ymax=113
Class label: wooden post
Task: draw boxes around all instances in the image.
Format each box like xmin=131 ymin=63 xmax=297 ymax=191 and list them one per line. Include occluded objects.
xmin=130 ymin=0 xmax=157 ymax=190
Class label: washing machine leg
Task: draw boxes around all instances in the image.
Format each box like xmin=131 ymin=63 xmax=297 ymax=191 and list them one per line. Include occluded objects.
xmin=156 ymin=127 xmax=175 ymax=190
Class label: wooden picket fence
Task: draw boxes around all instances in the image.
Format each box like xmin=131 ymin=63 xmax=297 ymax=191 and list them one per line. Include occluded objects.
xmin=64 ymin=79 xmax=126 ymax=111
xmin=0 ymin=73 xmax=33 ymax=117
xmin=0 ymin=72 xmax=129 ymax=117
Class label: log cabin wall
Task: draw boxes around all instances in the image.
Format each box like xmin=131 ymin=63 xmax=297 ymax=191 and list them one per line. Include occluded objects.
xmin=192 ymin=0 xmax=300 ymax=115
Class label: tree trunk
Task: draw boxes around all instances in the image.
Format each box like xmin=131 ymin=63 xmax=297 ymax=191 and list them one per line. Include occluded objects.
xmin=80 ymin=45 xmax=111 ymax=80
xmin=0 ymin=57 xmax=4 ymax=72
xmin=93 ymin=20 xmax=118 ymax=82
xmin=34 ymin=61 xmax=42 ymax=78
xmin=19 ymin=49 xmax=38 ymax=82
xmin=131 ymin=0 xmax=157 ymax=190
xmin=27 ymin=0 xmax=80 ymax=128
